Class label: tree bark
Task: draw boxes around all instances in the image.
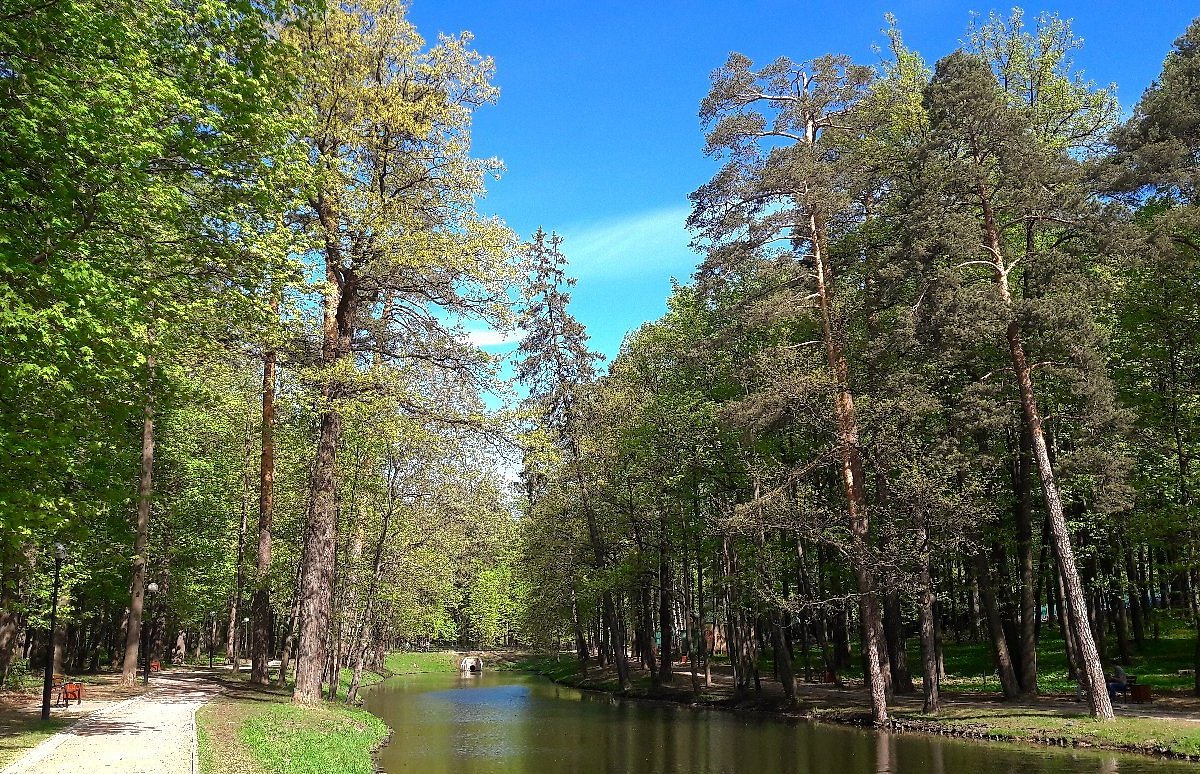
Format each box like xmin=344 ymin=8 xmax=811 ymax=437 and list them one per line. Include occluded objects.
xmin=657 ymin=514 xmax=673 ymax=684
xmin=1124 ymin=547 xmax=1146 ymax=650
xmin=918 ymin=523 xmax=940 ymax=713
xmin=772 ymin=610 xmax=796 ymax=706
xmin=810 ymin=207 xmax=888 ymax=725
xmin=883 ymin=591 xmax=914 ymax=694
xmin=0 ymin=559 xmax=20 ymax=684
xmin=121 ymin=348 xmax=155 ymax=686
xmin=293 ymin=255 xmax=357 ymax=705
xmin=977 ymin=176 xmax=1114 ymax=719
xmin=1014 ymin=424 xmax=1039 ymax=694
xmin=251 ymin=319 xmax=277 ymax=685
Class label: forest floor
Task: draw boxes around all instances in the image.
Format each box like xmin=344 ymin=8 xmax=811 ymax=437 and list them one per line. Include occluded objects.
xmin=516 ymin=649 xmax=1200 ymax=762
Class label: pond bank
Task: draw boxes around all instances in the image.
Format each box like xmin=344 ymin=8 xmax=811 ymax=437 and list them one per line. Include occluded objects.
xmin=515 ymin=654 xmax=1200 ymax=765
xmin=195 ymin=651 xmax=474 ymax=773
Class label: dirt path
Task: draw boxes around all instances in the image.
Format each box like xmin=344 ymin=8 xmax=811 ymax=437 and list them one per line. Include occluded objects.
xmin=1 ymin=671 xmax=219 ymax=774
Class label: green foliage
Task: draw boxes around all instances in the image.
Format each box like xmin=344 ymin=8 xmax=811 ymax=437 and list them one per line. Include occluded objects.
xmin=2 ymin=657 xmax=31 ymax=689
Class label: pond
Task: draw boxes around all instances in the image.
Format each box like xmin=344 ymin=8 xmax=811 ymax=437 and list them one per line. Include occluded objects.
xmin=365 ymin=671 xmax=1196 ymax=773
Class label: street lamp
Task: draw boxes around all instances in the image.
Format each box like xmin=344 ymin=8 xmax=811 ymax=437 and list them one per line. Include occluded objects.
xmin=142 ymin=582 xmax=159 ymax=685
xmin=208 ymin=610 xmax=216 ymax=670
xmin=241 ymin=617 xmax=250 ymax=672
xmin=40 ymin=542 xmax=67 ymax=721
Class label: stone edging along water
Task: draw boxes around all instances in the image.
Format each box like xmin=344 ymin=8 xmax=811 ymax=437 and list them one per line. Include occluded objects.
xmin=522 ymin=664 xmax=1199 ymax=766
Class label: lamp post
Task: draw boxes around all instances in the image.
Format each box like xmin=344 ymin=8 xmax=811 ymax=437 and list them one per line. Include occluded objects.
xmin=142 ymin=582 xmax=159 ymax=685
xmin=40 ymin=542 xmax=67 ymax=721
xmin=208 ymin=610 xmax=216 ymax=670
xmin=241 ymin=617 xmax=249 ymax=673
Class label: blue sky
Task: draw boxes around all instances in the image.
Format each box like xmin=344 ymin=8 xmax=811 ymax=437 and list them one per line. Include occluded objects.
xmin=410 ymin=1 xmax=1198 ymax=363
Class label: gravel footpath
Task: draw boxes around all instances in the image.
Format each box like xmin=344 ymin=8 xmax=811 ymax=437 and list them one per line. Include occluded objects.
xmin=1 ymin=671 xmax=220 ymax=774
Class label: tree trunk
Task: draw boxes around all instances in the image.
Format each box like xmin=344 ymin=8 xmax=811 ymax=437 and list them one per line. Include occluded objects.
xmin=810 ymin=207 xmax=887 ymax=725
xmin=121 ymin=348 xmax=155 ymax=686
xmin=293 ymin=259 xmax=357 ymax=705
xmin=276 ymin=581 xmax=302 ymax=688
xmin=657 ymin=518 xmax=673 ymax=685
xmin=639 ymin=579 xmax=657 ymax=677
xmin=1124 ymin=547 xmax=1146 ymax=650
xmin=571 ymin=591 xmax=588 ymax=675
xmin=974 ymin=552 xmax=1021 ymax=698
xmin=978 ymin=180 xmax=1114 ymax=720
xmin=918 ymin=523 xmax=940 ymax=713
xmin=251 ymin=327 xmax=277 ymax=685
xmin=346 ymin=486 xmax=395 ymax=705
xmin=883 ymin=592 xmax=914 ymax=694
xmin=1014 ymin=425 xmax=1038 ymax=694
xmin=772 ymin=611 xmax=796 ymax=706
xmin=0 ymin=562 xmax=19 ymax=684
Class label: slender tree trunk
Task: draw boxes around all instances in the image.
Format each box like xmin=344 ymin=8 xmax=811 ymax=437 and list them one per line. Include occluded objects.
xmin=0 ymin=562 xmax=19 ymax=684
xmin=251 ymin=320 xmax=277 ymax=685
xmin=346 ymin=483 xmax=396 ymax=705
xmin=977 ymin=179 xmax=1114 ymax=720
xmin=1055 ymin=559 xmax=1079 ymax=679
xmin=974 ymin=553 xmax=1021 ymax=698
xmin=1014 ymin=425 xmax=1038 ymax=694
xmin=883 ymin=592 xmax=913 ymax=694
xmin=227 ymin=419 xmax=253 ymax=672
xmin=657 ymin=514 xmax=673 ymax=684
xmin=571 ymin=591 xmax=588 ymax=675
xmin=810 ymin=207 xmax=887 ymax=725
xmin=918 ymin=522 xmax=940 ymax=713
xmin=277 ymin=588 xmax=302 ymax=687
xmin=1124 ymin=547 xmax=1146 ymax=650
xmin=698 ymin=552 xmax=710 ymax=686
xmin=772 ymin=610 xmax=796 ymax=706
xmin=639 ymin=579 xmax=657 ymax=677
xmin=121 ymin=348 xmax=155 ymax=686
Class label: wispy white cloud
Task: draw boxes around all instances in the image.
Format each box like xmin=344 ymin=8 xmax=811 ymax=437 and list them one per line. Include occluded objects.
xmin=465 ymin=328 xmax=521 ymax=348
xmin=557 ymin=206 xmax=698 ymax=280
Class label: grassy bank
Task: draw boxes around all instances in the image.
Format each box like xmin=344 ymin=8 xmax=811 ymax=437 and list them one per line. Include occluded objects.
xmin=197 ymin=680 xmax=388 ymax=774
xmin=881 ymin=706 xmax=1200 ymax=759
xmin=198 ymin=650 xmax=470 ymax=773
xmin=382 ymin=650 xmax=461 ymax=675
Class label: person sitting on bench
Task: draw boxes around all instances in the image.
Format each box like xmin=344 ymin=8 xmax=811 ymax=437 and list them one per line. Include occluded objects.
xmin=1107 ymin=665 xmax=1128 ymax=701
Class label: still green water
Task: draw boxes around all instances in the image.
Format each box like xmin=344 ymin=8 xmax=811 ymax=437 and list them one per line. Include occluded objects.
xmin=366 ymin=672 xmax=1195 ymax=773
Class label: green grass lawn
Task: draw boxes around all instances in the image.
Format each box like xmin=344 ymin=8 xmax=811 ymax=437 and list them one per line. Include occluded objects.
xmin=928 ymin=614 xmax=1198 ymax=695
xmin=382 ymin=650 xmax=460 ymax=675
xmin=0 ymin=714 xmax=70 ymax=768
xmin=197 ymin=683 xmax=387 ymax=774
xmin=708 ymin=612 xmax=1199 ymax=697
